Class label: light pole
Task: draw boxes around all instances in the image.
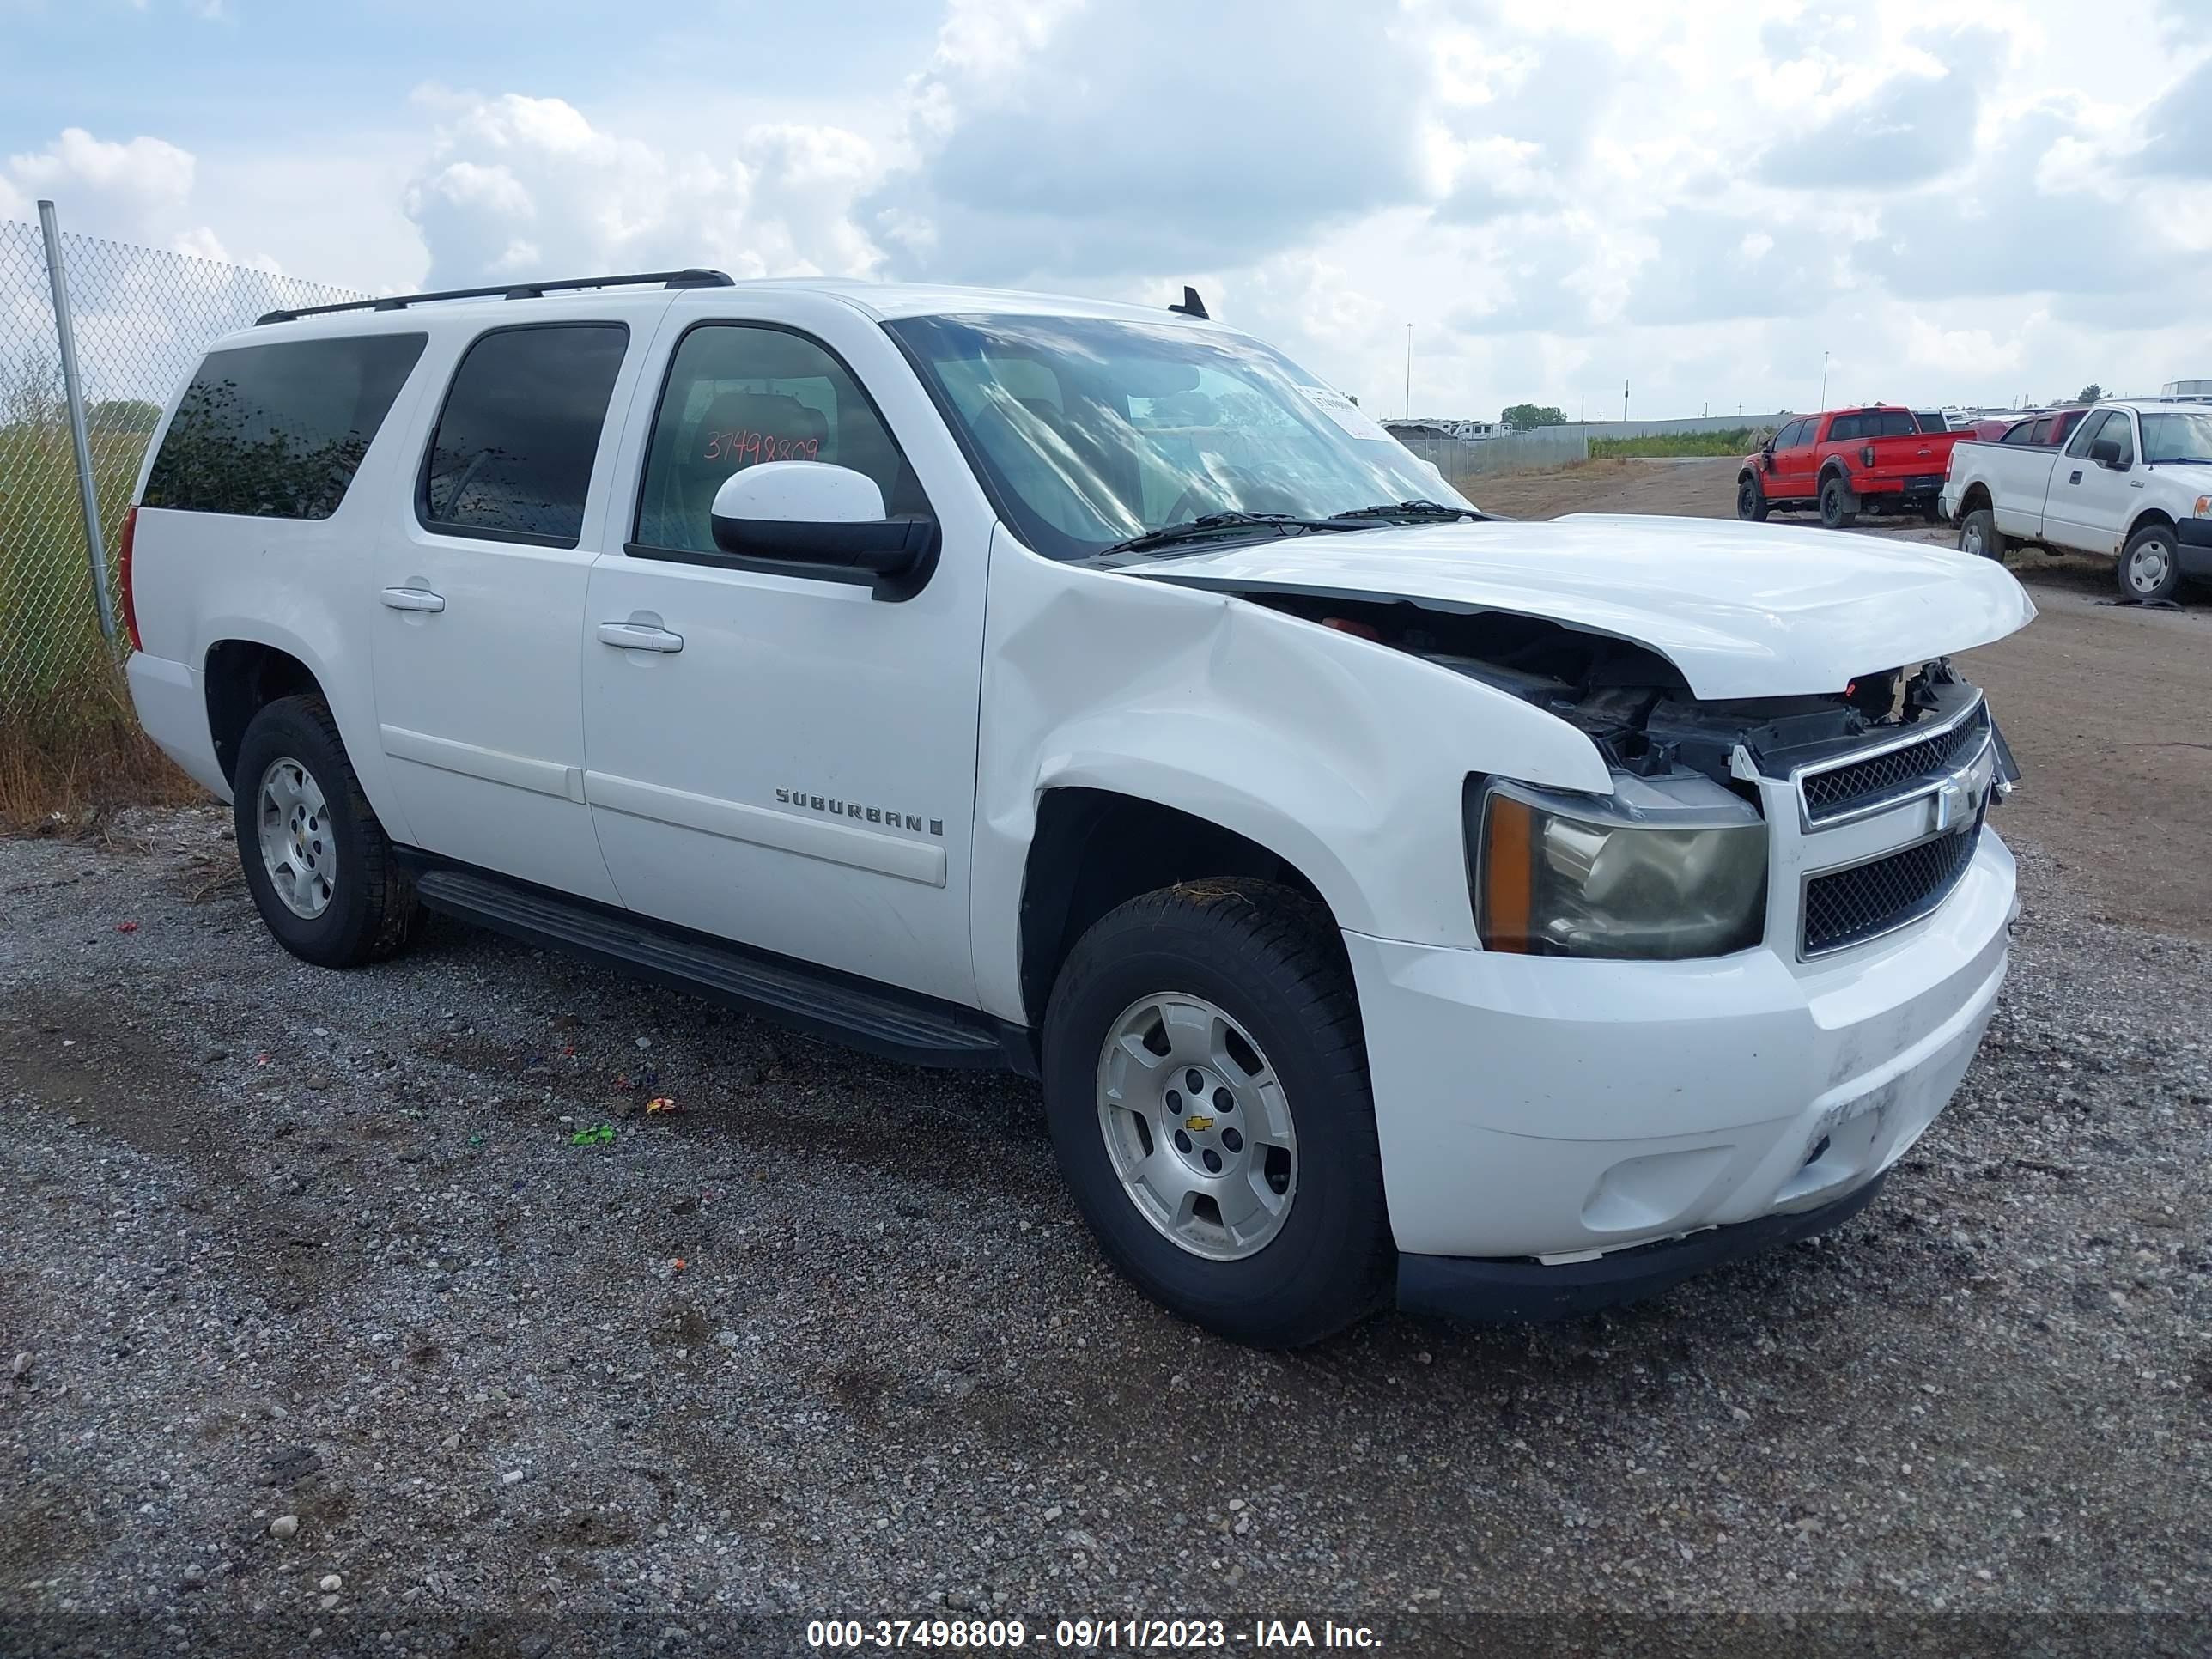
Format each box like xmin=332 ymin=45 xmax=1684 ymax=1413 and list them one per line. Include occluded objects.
xmin=1403 ymin=324 xmax=1412 ymax=421
xmin=1820 ymin=349 xmax=1829 ymax=410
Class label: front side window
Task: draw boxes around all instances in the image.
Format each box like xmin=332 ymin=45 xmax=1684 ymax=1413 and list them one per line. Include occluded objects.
xmin=633 ymin=324 xmax=927 ymax=557
xmin=143 ymin=332 xmax=426 ymax=520
xmin=2141 ymin=411 xmax=2212 ymax=465
xmin=2065 ymin=409 xmax=2116 ymax=459
xmin=1775 ymin=420 xmax=1807 ymax=450
xmin=884 ymin=313 xmax=1472 ymax=561
xmin=420 ymin=323 xmax=629 ymax=547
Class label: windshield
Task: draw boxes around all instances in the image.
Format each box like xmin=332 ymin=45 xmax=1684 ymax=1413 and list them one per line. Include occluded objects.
xmin=2141 ymin=410 xmax=2212 ymax=465
xmin=884 ymin=313 xmax=1474 ymax=559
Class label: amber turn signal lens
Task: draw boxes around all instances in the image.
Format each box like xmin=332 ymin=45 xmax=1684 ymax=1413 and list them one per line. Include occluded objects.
xmin=1480 ymin=793 xmax=1535 ymax=952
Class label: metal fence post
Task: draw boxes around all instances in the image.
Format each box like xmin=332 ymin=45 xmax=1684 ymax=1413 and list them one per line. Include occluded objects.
xmin=36 ymin=198 xmax=118 ymax=643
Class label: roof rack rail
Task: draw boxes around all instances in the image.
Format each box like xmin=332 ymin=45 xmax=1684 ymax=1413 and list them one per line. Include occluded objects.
xmin=255 ymin=268 xmax=733 ymax=326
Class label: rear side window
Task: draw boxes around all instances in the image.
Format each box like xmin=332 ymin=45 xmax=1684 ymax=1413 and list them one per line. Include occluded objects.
xmin=143 ymin=333 xmax=426 ymax=520
xmin=420 ymin=324 xmax=629 ymax=547
xmin=1827 ymin=414 xmax=1861 ymax=442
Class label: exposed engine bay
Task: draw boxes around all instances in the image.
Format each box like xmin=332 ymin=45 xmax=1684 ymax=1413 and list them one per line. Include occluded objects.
xmin=1246 ymin=592 xmax=2006 ymax=797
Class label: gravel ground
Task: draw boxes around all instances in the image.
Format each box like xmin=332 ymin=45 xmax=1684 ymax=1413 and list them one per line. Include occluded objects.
xmin=1 ymin=808 xmax=2207 ymax=1656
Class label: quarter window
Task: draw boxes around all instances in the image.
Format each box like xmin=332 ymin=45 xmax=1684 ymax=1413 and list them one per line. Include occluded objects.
xmin=420 ymin=324 xmax=629 ymax=547
xmin=632 ymin=324 xmax=927 ymax=558
xmin=143 ymin=333 xmax=426 ymax=520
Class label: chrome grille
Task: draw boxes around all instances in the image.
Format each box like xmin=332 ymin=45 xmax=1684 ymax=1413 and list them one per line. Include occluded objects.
xmin=1802 ymin=817 xmax=1984 ymax=957
xmin=1799 ymin=703 xmax=1990 ymax=823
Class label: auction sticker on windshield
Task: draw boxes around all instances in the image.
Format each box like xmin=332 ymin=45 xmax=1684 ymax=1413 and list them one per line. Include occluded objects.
xmin=1296 ymin=384 xmax=1391 ymax=442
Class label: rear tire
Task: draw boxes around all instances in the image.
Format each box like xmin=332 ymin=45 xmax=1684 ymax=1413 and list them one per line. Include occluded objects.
xmin=1958 ymin=507 xmax=2004 ymax=562
xmin=1735 ymin=474 xmax=1769 ymax=522
xmin=1819 ymin=475 xmax=1858 ymax=530
xmin=1041 ymin=878 xmax=1391 ymax=1348
xmin=233 ymin=695 xmax=419 ymax=969
xmin=2118 ymin=522 xmax=2181 ymax=604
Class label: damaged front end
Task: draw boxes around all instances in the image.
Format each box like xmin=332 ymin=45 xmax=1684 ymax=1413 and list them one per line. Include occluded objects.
xmin=1243 ymin=592 xmax=2021 ymax=963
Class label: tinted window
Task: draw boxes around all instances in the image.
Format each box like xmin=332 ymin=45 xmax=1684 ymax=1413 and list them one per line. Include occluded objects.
xmin=1913 ymin=411 xmax=1947 ymax=434
xmin=1999 ymin=421 xmax=2035 ymax=446
xmin=633 ymin=324 xmax=928 ymax=556
xmin=143 ymin=333 xmax=426 ymax=520
xmin=1828 ymin=414 xmax=1861 ymax=442
xmin=420 ymin=324 xmax=629 ymax=546
xmin=1775 ymin=420 xmax=1808 ymax=449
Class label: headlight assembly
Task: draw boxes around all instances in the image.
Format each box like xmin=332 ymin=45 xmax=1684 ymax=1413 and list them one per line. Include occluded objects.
xmin=1472 ymin=772 xmax=1769 ymax=960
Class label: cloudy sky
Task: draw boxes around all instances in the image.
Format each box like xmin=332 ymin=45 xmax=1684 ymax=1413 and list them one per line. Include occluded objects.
xmin=3 ymin=0 xmax=2207 ymax=422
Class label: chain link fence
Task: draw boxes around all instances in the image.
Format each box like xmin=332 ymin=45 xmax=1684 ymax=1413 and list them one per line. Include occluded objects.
xmin=1 ymin=210 xmax=366 ymax=736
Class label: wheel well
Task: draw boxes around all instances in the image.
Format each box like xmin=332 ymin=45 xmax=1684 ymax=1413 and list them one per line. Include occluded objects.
xmin=1959 ymin=483 xmax=1993 ymax=517
xmin=2126 ymin=508 xmax=2175 ymax=544
xmin=1818 ymin=460 xmax=1851 ymax=489
xmin=204 ymin=641 xmax=322 ymax=787
xmin=1018 ymin=788 xmax=1328 ymax=1027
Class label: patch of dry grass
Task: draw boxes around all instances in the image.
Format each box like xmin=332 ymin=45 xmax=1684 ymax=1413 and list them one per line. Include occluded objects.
xmin=0 ymin=661 xmax=207 ymax=836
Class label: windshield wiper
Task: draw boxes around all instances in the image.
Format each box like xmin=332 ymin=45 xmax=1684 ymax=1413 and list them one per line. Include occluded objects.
xmin=1329 ymin=499 xmax=1492 ymax=523
xmin=1096 ymin=510 xmax=1361 ymax=559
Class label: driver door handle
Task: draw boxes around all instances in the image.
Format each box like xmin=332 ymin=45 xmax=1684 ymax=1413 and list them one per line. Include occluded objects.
xmin=597 ymin=621 xmax=684 ymax=653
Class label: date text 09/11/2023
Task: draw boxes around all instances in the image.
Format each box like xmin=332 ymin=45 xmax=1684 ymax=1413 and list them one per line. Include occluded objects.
xmin=803 ymin=1617 xmax=1384 ymax=1650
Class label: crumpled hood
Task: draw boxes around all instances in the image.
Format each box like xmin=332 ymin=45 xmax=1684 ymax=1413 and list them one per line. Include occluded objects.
xmin=1124 ymin=512 xmax=2037 ymax=700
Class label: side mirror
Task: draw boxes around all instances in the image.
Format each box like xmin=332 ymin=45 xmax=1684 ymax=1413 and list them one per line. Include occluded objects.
xmin=708 ymin=462 xmax=937 ymax=588
xmin=2088 ymin=437 xmax=2124 ymax=470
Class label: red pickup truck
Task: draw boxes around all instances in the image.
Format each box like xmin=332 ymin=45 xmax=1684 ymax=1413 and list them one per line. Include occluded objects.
xmin=1737 ymin=405 xmax=1966 ymax=529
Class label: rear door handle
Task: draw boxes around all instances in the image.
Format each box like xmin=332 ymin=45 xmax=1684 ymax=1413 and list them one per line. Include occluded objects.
xmin=380 ymin=586 xmax=446 ymax=613
xmin=597 ymin=621 xmax=684 ymax=653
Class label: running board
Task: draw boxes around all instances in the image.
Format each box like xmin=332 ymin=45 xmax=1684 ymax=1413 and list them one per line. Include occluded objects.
xmin=410 ymin=866 xmax=1018 ymax=1072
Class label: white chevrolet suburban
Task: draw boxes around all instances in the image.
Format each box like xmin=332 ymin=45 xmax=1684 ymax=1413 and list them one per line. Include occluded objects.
xmin=1943 ymin=398 xmax=2212 ymax=603
xmin=121 ymin=269 xmax=2033 ymax=1346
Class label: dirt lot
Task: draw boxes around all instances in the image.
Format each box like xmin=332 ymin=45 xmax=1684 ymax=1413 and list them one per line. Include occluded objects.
xmin=3 ymin=460 xmax=2208 ymax=1656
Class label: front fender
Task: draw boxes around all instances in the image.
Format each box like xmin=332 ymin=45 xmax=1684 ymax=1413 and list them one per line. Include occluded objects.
xmin=970 ymin=530 xmax=1612 ymax=1022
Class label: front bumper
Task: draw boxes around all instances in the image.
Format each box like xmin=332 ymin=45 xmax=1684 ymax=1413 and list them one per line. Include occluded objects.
xmin=2179 ymin=516 xmax=2212 ymax=580
xmin=1344 ymin=832 xmax=2014 ymax=1275
xmin=1397 ymin=1175 xmax=1886 ymax=1323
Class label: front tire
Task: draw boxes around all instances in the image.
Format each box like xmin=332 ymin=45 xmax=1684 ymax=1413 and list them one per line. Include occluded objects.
xmin=1736 ymin=474 xmax=1769 ymax=522
xmin=1959 ymin=507 xmax=2004 ymax=562
xmin=2118 ymin=522 xmax=2181 ymax=604
xmin=233 ymin=695 xmax=419 ymax=969
xmin=1819 ymin=475 xmax=1858 ymax=530
xmin=1041 ymin=879 xmax=1391 ymax=1348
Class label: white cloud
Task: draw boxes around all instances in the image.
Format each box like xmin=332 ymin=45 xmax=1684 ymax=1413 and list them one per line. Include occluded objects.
xmin=862 ymin=0 xmax=1432 ymax=283
xmin=4 ymin=128 xmax=201 ymax=244
xmin=9 ymin=0 xmax=2203 ymax=421
xmin=401 ymin=92 xmax=882 ymax=286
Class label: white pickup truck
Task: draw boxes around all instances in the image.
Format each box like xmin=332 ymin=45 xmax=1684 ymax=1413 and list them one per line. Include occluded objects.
xmin=123 ymin=270 xmax=2032 ymax=1346
xmin=1943 ymin=398 xmax=2212 ymax=603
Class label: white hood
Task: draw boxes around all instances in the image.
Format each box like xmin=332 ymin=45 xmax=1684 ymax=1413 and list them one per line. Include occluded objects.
xmin=1128 ymin=513 xmax=2037 ymax=701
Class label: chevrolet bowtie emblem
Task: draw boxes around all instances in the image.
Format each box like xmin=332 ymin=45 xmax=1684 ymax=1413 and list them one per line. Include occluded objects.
xmin=1183 ymin=1114 xmax=1214 ymax=1133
